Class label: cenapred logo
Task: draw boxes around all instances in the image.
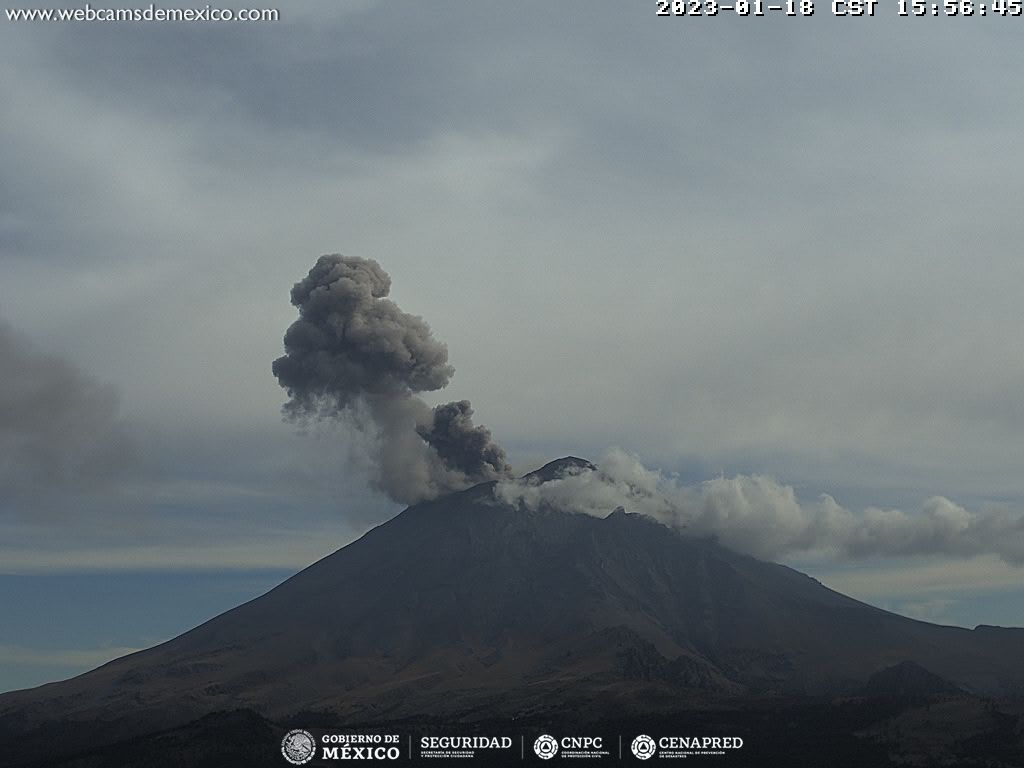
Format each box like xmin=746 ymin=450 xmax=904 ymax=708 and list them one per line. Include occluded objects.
xmin=631 ymin=734 xmax=657 ymax=760
xmin=534 ymin=734 xmax=559 ymax=760
xmin=281 ymin=729 xmax=316 ymax=765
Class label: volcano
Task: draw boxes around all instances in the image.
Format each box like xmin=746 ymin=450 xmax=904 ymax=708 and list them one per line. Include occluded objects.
xmin=2 ymin=457 xmax=1024 ymax=765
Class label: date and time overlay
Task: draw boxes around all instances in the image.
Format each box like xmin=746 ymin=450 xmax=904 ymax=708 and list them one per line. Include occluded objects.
xmin=657 ymin=0 xmax=1023 ymax=15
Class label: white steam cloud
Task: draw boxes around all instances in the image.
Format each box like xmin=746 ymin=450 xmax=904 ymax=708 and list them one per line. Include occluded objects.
xmin=495 ymin=449 xmax=1024 ymax=564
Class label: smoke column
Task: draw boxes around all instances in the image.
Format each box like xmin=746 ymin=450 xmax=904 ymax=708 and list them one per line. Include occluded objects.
xmin=273 ymin=255 xmax=510 ymax=504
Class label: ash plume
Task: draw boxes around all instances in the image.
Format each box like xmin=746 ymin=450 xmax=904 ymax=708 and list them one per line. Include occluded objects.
xmin=417 ymin=400 xmax=510 ymax=480
xmin=273 ymin=254 xmax=510 ymax=504
xmin=495 ymin=449 xmax=1024 ymax=565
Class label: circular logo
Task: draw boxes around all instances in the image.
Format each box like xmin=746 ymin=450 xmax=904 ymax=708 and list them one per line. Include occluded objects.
xmin=281 ymin=729 xmax=316 ymax=765
xmin=631 ymin=734 xmax=657 ymax=760
xmin=534 ymin=734 xmax=559 ymax=760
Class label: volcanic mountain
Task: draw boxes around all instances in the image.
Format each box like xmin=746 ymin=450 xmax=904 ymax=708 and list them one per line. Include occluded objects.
xmin=3 ymin=457 xmax=1024 ymax=764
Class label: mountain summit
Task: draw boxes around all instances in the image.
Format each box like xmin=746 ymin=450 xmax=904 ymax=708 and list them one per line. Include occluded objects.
xmin=2 ymin=458 xmax=1023 ymax=764
xmin=521 ymin=456 xmax=597 ymax=482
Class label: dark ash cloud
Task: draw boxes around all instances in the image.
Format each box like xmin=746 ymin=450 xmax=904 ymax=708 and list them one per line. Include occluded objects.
xmin=273 ymin=254 xmax=510 ymax=504
xmin=273 ymin=256 xmax=452 ymax=413
xmin=417 ymin=400 xmax=510 ymax=480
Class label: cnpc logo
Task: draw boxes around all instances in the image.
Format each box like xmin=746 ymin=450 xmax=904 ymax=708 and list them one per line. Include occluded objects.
xmin=533 ymin=734 xmax=558 ymax=759
xmin=533 ymin=734 xmax=605 ymax=759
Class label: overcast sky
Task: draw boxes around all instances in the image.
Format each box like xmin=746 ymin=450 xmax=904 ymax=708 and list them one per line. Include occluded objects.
xmin=3 ymin=2 xmax=1024 ymax=691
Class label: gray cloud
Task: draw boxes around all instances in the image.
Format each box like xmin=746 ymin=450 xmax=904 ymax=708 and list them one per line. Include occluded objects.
xmin=495 ymin=450 xmax=1024 ymax=565
xmin=0 ymin=320 xmax=132 ymax=501
xmin=273 ymin=255 xmax=510 ymax=504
